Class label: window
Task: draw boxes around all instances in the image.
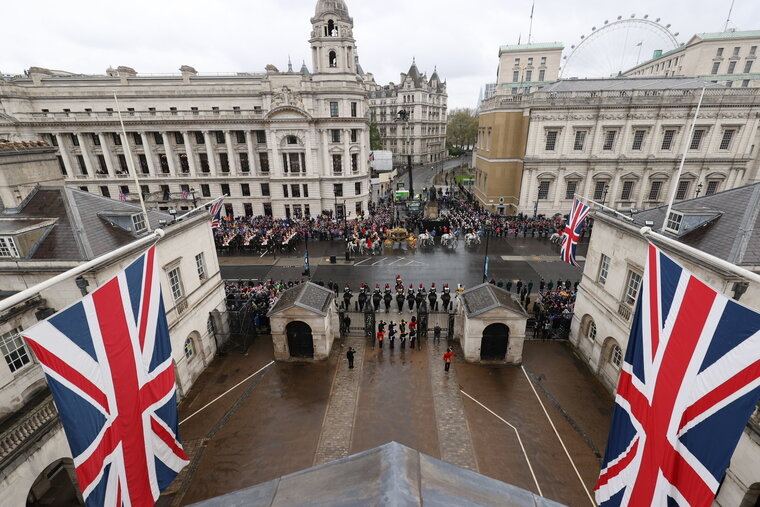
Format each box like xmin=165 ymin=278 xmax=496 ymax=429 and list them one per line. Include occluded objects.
xmin=191 ymin=107 xmax=199 ymax=115
xmin=545 ymin=130 xmax=558 ymax=151
xmin=255 ymin=130 xmax=267 ymax=144
xmin=259 ymin=153 xmax=270 ymax=172
xmin=728 ymin=61 xmax=737 ymax=74
xmin=675 ymin=180 xmax=690 ymax=200
xmin=330 ymin=101 xmax=339 ymax=117
xmin=513 ymin=71 xmax=519 ymax=82
xmin=201 ymin=184 xmax=211 ymax=197
xmin=539 ymin=69 xmax=545 ymax=81
xmin=57 ymin=156 xmax=67 ymax=175
xmin=527 ymin=57 xmax=533 ymax=66
xmin=666 ymin=211 xmax=684 ymax=233
xmin=706 ymin=180 xmax=720 ymax=195
xmin=621 ymin=181 xmax=634 ymax=201
xmin=351 ymin=153 xmax=359 ymax=172
xmin=598 ymin=254 xmax=610 ymax=285
xmin=71 ymin=134 xmax=80 ymax=146
xmin=220 ymin=183 xmax=230 ymax=196
xmin=263 ymin=203 xmax=273 ymax=217
xmin=611 ymin=345 xmax=623 ymax=368
xmin=690 ymin=129 xmax=705 ymax=150
xmin=525 ymin=70 xmax=532 ymax=82
xmin=602 ymin=130 xmax=617 ymax=151
xmin=284 ymin=204 xmax=291 ymax=219
xmin=100 ymin=186 xmax=111 ymax=198
xmin=244 ymin=203 xmax=253 ymax=217
xmin=291 ymin=184 xmax=301 ymax=198
xmin=351 ymin=102 xmax=358 ymax=117
xmin=0 ymin=237 xmax=20 ymax=258
xmin=167 ymin=267 xmax=185 ymax=301
xmin=593 ymin=181 xmax=608 ymax=201
xmin=261 ymin=183 xmax=270 ymax=196
xmin=743 ymin=79 xmax=751 ymax=88
xmin=350 ymin=129 xmax=358 ymax=143
xmin=733 ymin=46 xmax=740 ymax=56
xmin=356 ymin=202 xmax=363 ymax=215
xmin=154 ymin=132 xmax=164 ymax=145
xmin=184 ymin=338 xmax=194 ymax=359
xmin=304 ymin=204 xmax=311 ymax=218
xmin=719 ymin=129 xmax=735 ymax=150
xmin=332 ymin=154 xmax=343 ymax=173
xmin=241 ymin=183 xmax=250 ymax=196
xmin=92 ymin=133 xmax=101 ymax=146
xmin=355 ymin=182 xmax=362 ymax=195
xmin=131 ymin=213 xmax=147 ymax=233
xmin=113 ymin=133 xmax=122 ymax=146
xmin=573 ymin=130 xmax=587 ymax=151
xmin=195 ymin=131 xmax=204 ymax=144
xmin=282 ymin=184 xmax=289 ymax=198
xmin=565 ymin=181 xmax=578 ymax=200
xmin=632 ymin=130 xmax=646 ymax=150
xmin=286 ymin=135 xmax=298 ymax=145
xmin=77 ymin=155 xmax=87 ymax=174
xmin=711 ymin=62 xmax=720 ymax=75
xmin=303 ymin=184 xmax=309 ymax=198
xmin=195 ymin=252 xmax=207 ymax=281
xmin=235 ymin=131 xmax=245 ymax=144
xmin=661 ymin=129 xmax=676 ymax=150
xmin=541 ymin=56 xmax=547 ymax=65
xmin=744 ymin=61 xmax=754 ymax=73
xmin=514 ymin=58 xmax=520 ymax=65
xmin=751 ymin=46 xmax=758 ymax=56
xmin=648 ymin=180 xmax=663 ymax=201
xmin=334 ymin=183 xmax=343 ymax=197
xmin=140 ymin=185 xmax=150 ymax=196
xmin=239 ymin=153 xmax=249 ymax=172
xmin=331 ymin=129 xmax=341 ymax=142
xmin=537 ymin=181 xmax=550 ymax=200
xmin=588 ymin=321 xmax=597 ymax=341
xmin=716 ymin=47 xmax=724 ymax=57
xmin=1 ymin=328 xmax=31 ymax=373
xmin=624 ymin=270 xmax=643 ymax=305
xmin=215 ymin=131 xmax=225 ymax=144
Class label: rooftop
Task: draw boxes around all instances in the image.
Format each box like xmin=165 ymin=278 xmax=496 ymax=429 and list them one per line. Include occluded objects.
xmin=459 ymin=283 xmax=527 ymax=318
xmin=499 ymin=42 xmax=564 ymax=53
xmin=694 ymin=30 xmax=760 ymax=41
xmin=268 ymin=282 xmax=335 ymax=317
xmin=540 ymin=76 xmax=725 ymax=92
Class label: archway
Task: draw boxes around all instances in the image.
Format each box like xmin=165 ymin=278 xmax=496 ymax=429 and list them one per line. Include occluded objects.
xmin=481 ymin=323 xmax=509 ymax=360
xmin=287 ymin=321 xmax=314 ymax=358
xmin=740 ymin=483 xmax=760 ymax=507
xmin=600 ymin=337 xmax=623 ymax=388
xmin=27 ymin=458 xmax=84 ymax=506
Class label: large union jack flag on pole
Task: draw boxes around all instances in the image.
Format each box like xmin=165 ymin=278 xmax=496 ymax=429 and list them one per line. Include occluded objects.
xmin=23 ymin=246 xmax=189 ymax=506
xmin=209 ymin=198 xmax=224 ymax=230
xmin=595 ymin=244 xmax=760 ymax=506
xmin=560 ymin=198 xmax=590 ymax=267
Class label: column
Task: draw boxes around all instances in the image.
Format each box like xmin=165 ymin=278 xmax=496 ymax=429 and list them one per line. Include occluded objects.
xmin=342 ymin=128 xmax=350 ymax=173
xmin=518 ymin=168 xmax=533 ymax=213
xmin=140 ymin=133 xmax=157 ymax=176
xmin=270 ymin=131 xmax=281 ymax=176
xmin=203 ymin=131 xmax=218 ymax=174
xmin=161 ymin=132 xmax=177 ymax=176
xmin=224 ymin=131 xmax=238 ymax=174
xmin=76 ymin=133 xmax=94 ymax=175
xmin=553 ymin=168 xmax=565 ymax=209
xmin=636 ymin=169 xmax=651 ymax=210
xmin=245 ymin=130 xmax=257 ymax=173
xmin=55 ymin=134 xmax=75 ymax=176
xmin=97 ymin=133 xmax=116 ymax=176
xmin=583 ymin=167 xmax=596 ymax=202
xmin=358 ymin=128 xmax=367 ymax=175
xmin=303 ymin=130 xmax=313 ymax=175
xmin=321 ymin=129 xmax=330 ymax=177
xmin=725 ymin=168 xmax=738 ymax=189
xmin=182 ymin=132 xmax=197 ymax=177
xmin=118 ymin=132 xmax=134 ymax=174
xmin=608 ymin=169 xmax=622 ymax=209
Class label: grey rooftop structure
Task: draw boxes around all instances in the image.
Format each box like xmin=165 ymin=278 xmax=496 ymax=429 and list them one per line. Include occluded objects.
xmin=191 ymin=442 xmax=565 ymax=507
xmin=459 ymin=283 xmax=527 ymax=318
xmin=268 ymin=281 xmax=335 ymax=317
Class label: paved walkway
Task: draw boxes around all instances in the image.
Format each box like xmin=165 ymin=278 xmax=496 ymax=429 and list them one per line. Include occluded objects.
xmin=313 ymin=336 xmax=366 ymax=465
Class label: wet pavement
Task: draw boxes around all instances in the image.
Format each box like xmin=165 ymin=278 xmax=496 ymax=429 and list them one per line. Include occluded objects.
xmin=161 ymin=334 xmax=614 ymax=507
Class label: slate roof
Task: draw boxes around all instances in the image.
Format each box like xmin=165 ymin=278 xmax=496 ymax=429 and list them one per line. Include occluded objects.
xmin=191 ymin=442 xmax=565 ymax=507
xmin=0 ymin=187 xmax=172 ymax=261
xmin=460 ymin=283 xmax=528 ymax=318
xmin=612 ymin=183 xmax=760 ymax=266
xmin=540 ymin=77 xmax=725 ymax=93
xmin=268 ymin=282 xmax=335 ymax=317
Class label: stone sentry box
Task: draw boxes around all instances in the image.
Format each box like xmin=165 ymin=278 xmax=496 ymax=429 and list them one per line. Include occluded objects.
xmin=454 ymin=283 xmax=528 ymax=364
xmin=268 ymin=282 xmax=338 ymax=362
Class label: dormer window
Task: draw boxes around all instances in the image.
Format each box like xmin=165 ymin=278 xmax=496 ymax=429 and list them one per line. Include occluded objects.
xmin=0 ymin=236 xmax=20 ymax=258
xmin=132 ymin=213 xmax=147 ymax=234
xmin=665 ymin=211 xmax=683 ymax=234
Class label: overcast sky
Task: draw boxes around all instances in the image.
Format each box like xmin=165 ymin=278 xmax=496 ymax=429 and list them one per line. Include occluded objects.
xmin=4 ymin=0 xmax=759 ymax=109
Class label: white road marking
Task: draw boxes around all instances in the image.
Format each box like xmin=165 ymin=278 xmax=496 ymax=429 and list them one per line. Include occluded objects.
xmin=353 ymin=257 xmax=374 ymax=266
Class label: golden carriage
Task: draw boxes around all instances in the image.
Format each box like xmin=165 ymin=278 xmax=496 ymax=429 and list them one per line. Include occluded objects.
xmin=384 ymin=227 xmax=415 ymax=249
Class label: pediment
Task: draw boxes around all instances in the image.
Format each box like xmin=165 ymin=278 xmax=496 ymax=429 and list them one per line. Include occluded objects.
xmin=620 ymin=172 xmax=640 ymax=180
xmin=265 ymin=106 xmax=312 ymax=121
xmin=0 ymin=112 xmax=19 ymax=124
xmin=563 ymin=171 xmax=584 ymax=180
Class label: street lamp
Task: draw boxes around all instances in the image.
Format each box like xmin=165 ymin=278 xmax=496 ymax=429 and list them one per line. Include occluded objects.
xmin=601 ymin=184 xmax=610 ymax=207
xmin=190 ymin=187 xmax=198 ymax=208
xmin=482 ymin=220 xmax=492 ymax=283
xmin=695 ymin=182 xmax=703 ymax=198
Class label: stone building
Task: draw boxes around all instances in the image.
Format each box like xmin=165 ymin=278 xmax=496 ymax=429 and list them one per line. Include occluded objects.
xmin=495 ymin=42 xmax=564 ymax=95
xmin=623 ymin=30 xmax=760 ymax=88
xmin=475 ymin=78 xmax=760 ymax=216
xmin=0 ymin=0 xmax=371 ymax=220
xmin=367 ymin=61 xmax=448 ymax=166
xmin=569 ymin=184 xmax=760 ymax=506
xmin=0 ymin=143 xmax=227 ymax=505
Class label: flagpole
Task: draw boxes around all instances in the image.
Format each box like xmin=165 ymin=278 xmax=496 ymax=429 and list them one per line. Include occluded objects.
xmin=176 ymin=195 xmax=227 ymax=221
xmin=640 ymin=227 xmax=760 ymax=285
xmin=574 ymin=194 xmax=635 ymax=222
xmin=114 ymin=93 xmax=152 ymax=233
xmin=661 ymin=86 xmax=706 ymax=233
xmin=0 ymin=229 xmax=165 ymax=315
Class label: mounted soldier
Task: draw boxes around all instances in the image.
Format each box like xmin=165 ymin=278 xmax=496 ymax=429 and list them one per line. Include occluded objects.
xmin=441 ymin=284 xmax=452 ymax=311
xmin=342 ymin=284 xmax=353 ymax=311
xmin=372 ymin=284 xmax=382 ymax=312
xmin=357 ymin=283 xmax=367 ymax=311
xmin=383 ymin=284 xmax=393 ymax=312
xmin=415 ymin=284 xmax=426 ymax=309
xmin=396 ymin=288 xmax=406 ymax=313
xmin=406 ymin=284 xmax=416 ymax=311
xmin=428 ymin=283 xmax=438 ymax=311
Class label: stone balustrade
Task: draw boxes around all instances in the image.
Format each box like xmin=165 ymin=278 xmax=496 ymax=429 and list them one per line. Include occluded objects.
xmin=0 ymin=395 xmax=58 ymax=469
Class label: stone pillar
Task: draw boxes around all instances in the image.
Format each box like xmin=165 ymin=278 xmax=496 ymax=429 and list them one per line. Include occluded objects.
xmin=359 ymin=128 xmax=367 ymax=175
xmin=182 ymin=131 xmax=197 ymax=177
xmin=203 ymin=131 xmax=218 ymax=174
xmin=321 ymin=129 xmax=330 ymax=176
xmin=161 ymin=132 xmax=177 ymax=176
xmin=343 ymin=129 xmax=350 ymax=173
xmin=55 ymin=134 xmax=75 ymax=176
xmin=518 ymin=169 xmax=533 ymax=214
xmin=118 ymin=132 xmax=134 ymax=174
xmin=270 ymin=131 xmax=281 ymax=176
xmin=76 ymin=133 xmax=94 ymax=175
xmin=224 ymin=131 xmax=238 ymax=174
xmin=140 ymin=132 xmax=157 ymax=176
xmin=725 ymin=168 xmax=738 ymax=189
xmin=98 ymin=133 xmax=116 ymax=176
xmin=245 ymin=130 xmax=257 ymax=173
xmin=637 ymin=169 xmax=651 ymax=209
xmin=304 ymin=130 xmax=313 ymax=175
xmin=583 ymin=168 xmax=596 ymax=203
xmin=608 ymin=168 xmax=622 ymax=209
xmin=552 ymin=167 xmax=565 ymax=210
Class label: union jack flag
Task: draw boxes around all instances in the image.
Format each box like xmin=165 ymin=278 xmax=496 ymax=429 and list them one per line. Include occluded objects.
xmin=22 ymin=246 xmax=189 ymax=506
xmin=595 ymin=244 xmax=760 ymax=506
xmin=209 ymin=198 xmax=224 ymax=229
xmin=560 ymin=198 xmax=589 ymax=267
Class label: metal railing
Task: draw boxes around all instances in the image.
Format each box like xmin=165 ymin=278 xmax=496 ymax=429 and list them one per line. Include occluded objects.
xmin=617 ymin=303 xmax=632 ymax=321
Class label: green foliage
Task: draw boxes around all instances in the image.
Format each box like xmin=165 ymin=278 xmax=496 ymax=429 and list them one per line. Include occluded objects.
xmin=446 ymin=108 xmax=478 ymax=150
xmin=369 ymin=122 xmax=383 ymax=150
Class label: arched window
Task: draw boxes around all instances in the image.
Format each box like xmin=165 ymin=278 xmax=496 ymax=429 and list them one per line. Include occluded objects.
xmin=184 ymin=338 xmax=195 ymax=359
xmin=287 ymin=135 xmax=299 ymax=145
xmin=611 ymin=345 xmax=623 ymax=368
xmin=588 ymin=321 xmax=597 ymax=341
xmin=329 ymin=51 xmax=338 ymax=68
xmin=327 ymin=20 xmax=337 ymax=36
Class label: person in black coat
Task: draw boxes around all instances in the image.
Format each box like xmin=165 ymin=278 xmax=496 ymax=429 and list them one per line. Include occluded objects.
xmin=428 ymin=283 xmax=438 ymax=311
xmin=406 ymin=285 xmax=416 ymax=311
xmin=372 ymin=285 xmax=382 ymax=312
xmin=384 ymin=284 xmax=392 ymax=312
xmin=396 ymin=290 xmax=405 ymax=313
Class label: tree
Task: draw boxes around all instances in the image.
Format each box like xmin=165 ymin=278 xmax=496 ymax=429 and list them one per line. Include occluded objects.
xmin=446 ymin=108 xmax=478 ymax=151
xmin=370 ymin=122 xmax=382 ymax=150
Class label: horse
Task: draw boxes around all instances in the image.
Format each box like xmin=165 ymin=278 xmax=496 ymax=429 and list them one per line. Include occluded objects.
xmin=440 ymin=233 xmax=456 ymax=248
xmin=464 ymin=233 xmax=481 ymax=247
xmin=550 ymin=232 xmax=564 ymax=244
xmin=418 ymin=232 xmax=434 ymax=248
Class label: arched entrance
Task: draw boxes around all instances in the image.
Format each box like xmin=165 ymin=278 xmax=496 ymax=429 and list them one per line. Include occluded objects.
xmin=741 ymin=483 xmax=760 ymax=507
xmin=287 ymin=321 xmax=314 ymax=358
xmin=481 ymin=323 xmax=509 ymax=360
xmin=27 ymin=458 xmax=84 ymax=506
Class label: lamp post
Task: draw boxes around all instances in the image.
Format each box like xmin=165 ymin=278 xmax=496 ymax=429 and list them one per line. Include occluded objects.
xmin=482 ymin=220 xmax=492 ymax=283
xmin=601 ymin=185 xmax=610 ymax=207
xmin=190 ymin=187 xmax=198 ymax=208
xmin=695 ymin=182 xmax=703 ymax=198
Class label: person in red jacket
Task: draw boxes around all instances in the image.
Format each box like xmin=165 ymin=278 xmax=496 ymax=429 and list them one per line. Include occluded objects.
xmin=377 ymin=330 xmax=385 ymax=349
xmin=443 ymin=347 xmax=455 ymax=372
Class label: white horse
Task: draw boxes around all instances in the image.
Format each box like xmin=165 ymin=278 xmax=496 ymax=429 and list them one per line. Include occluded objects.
xmin=346 ymin=241 xmax=359 ymax=255
xmin=550 ymin=232 xmax=564 ymax=244
xmin=464 ymin=233 xmax=481 ymax=247
xmin=441 ymin=233 xmax=456 ymax=248
xmin=418 ymin=232 xmax=434 ymax=248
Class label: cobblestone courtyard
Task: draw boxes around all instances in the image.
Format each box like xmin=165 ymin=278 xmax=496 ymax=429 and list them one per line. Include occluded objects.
xmin=162 ymin=334 xmax=613 ymax=507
